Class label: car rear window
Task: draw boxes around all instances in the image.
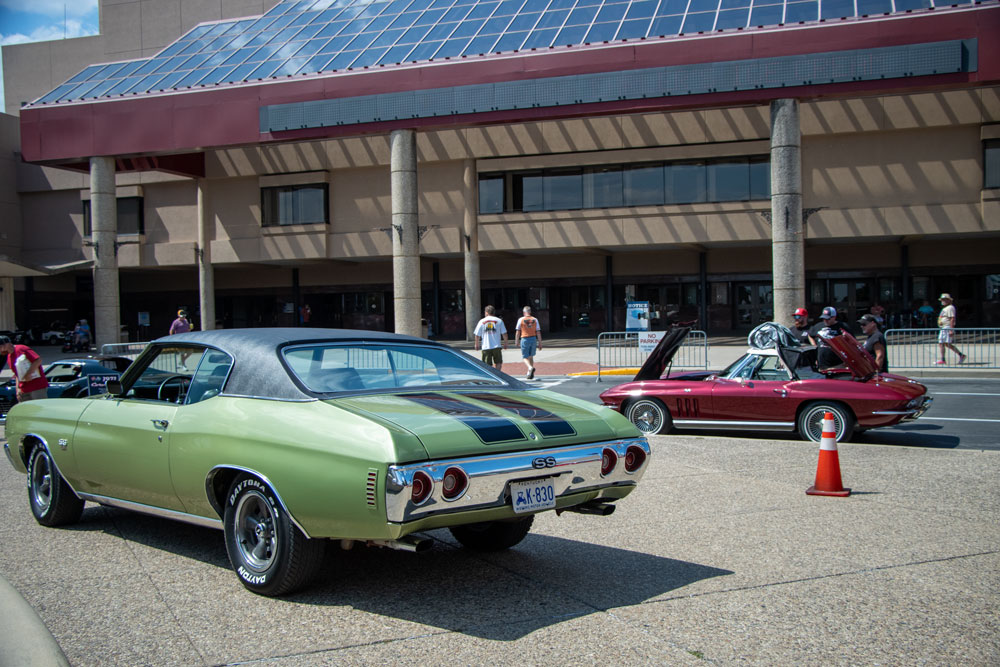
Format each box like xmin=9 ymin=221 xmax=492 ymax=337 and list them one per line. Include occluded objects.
xmin=282 ymin=344 xmax=505 ymax=393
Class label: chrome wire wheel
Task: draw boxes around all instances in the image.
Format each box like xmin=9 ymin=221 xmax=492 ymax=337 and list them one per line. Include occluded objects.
xmin=627 ymin=399 xmax=669 ymax=435
xmin=234 ymin=490 xmax=278 ymax=572
xmin=798 ymin=403 xmax=853 ymax=443
xmin=29 ymin=449 xmax=53 ymax=515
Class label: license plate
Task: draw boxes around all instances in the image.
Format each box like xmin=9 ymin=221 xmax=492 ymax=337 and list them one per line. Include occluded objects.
xmin=509 ymin=477 xmax=556 ymax=514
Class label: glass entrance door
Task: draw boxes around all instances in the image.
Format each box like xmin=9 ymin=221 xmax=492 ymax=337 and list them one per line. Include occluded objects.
xmin=734 ymin=282 xmax=773 ymax=329
xmin=830 ymin=280 xmax=873 ymax=324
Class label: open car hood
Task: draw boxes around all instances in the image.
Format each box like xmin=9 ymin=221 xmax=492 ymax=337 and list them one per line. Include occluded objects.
xmin=632 ymin=327 xmax=691 ymax=381
xmin=821 ymin=329 xmax=880 ymax=379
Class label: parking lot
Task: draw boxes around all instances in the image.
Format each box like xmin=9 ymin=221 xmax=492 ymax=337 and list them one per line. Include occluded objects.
xmin=2 ymin=425 xmax=997 ymax=665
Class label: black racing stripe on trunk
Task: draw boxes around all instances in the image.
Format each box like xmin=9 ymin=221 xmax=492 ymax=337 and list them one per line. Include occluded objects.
xmin=403 ymin=392 xmax=525 ymax=444
xmin=464 ymin=393 xmax=577 ymax=438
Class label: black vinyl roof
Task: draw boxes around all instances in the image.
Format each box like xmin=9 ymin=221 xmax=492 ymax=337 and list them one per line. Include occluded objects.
xmin=157 ymin=327 xmax=436 ymax=400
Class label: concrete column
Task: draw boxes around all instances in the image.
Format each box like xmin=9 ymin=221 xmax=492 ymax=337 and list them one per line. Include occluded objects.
xmin=770 ymin=99 xmax=805 ymax=328
xmin=391 ymin=129 xmax=421 ymax=336
xmin=462 ymin=158 xmax=481 ymax=340
xmin=90 ymin=156 xmax=120 ymax=347
xmin=197 ymin=180 xmax=215 ymax=331
xmin=0 ymin=277 xmax=14 ymax=330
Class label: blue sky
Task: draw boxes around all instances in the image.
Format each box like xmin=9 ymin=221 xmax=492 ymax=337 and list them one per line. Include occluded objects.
xmin=0 ymin=0 xmax=100 ymax=110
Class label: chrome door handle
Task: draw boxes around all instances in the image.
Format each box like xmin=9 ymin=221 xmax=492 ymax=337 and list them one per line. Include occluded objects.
xmin=773 ymin=389 xmax=787 ymax=398
xmin=151 ymin=419 xmax=169 ymax=429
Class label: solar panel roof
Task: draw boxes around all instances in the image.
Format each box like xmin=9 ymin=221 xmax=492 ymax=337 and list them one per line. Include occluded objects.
xmin=32 ymin=0 xmax=984 ymax=106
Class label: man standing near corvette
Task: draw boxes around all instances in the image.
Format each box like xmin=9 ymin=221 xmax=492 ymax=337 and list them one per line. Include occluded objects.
xmin=0 ymin=335 xmax=49 ymax=402
xmin=515 ymin=306 xmax=542 ymax=380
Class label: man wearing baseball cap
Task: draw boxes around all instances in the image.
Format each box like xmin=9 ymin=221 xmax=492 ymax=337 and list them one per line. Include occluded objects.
xmin=808 ymin=306 xmax=847 ymax=368
xmin=791 ymin=307 xmax=811 ymax=344
xmin=0 ymin=335 xmax=49 ymax=403
xmin=935 ymin=293 xmax=966 ymax=365
xmin=858 ymin=314 xmax=888 ymax=372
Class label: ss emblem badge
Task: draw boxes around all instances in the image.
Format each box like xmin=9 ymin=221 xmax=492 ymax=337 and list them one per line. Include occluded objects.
xmin=531 ymin=456 xmax=557 ymax=469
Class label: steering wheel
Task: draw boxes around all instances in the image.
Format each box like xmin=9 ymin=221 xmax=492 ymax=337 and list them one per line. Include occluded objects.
xmin=157 ymin=375 xmax=190 ymax=403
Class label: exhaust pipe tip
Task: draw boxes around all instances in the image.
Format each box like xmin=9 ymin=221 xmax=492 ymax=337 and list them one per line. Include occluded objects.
xmin=564 ymin=501 xmax=617 ymax=516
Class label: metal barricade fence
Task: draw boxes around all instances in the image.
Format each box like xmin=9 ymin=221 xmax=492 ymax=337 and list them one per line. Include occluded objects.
xmin=884 ymin=328 xmax=1000 ymax=369
xmin=101 ymin=342 xmax=149 ymax=360
xmin=596 ymin=330 xmax=708 ymax=381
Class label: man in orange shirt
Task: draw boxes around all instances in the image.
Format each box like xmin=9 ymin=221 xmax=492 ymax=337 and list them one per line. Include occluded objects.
xmin=514 ymin=306 xmax=543 ymax=380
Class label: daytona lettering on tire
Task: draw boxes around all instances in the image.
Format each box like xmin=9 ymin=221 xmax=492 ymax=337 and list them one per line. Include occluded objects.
xmin=223 ymin=474 xmax=325 ymax=596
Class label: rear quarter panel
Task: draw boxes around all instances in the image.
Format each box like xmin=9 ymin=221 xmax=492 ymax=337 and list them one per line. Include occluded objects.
xmin=168 ymin=396 xmax=428 ymax=540
xmin=789 ymin=378 xmax=917 ymax=427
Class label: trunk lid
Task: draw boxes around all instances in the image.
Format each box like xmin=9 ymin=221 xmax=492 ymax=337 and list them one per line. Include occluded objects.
xmin=329 ymin=389 xmax=619 ymax=461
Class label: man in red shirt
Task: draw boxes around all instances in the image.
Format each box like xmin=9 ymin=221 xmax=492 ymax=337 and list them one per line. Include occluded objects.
xmin=0 ymin=335 xmax=49 ymax=402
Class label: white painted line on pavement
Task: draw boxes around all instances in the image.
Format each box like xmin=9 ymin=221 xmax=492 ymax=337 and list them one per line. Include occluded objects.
xmin=933 ymin=392 xmax=1000 ymax=396
xmin=922 ymin=417 xmax=1000 ymax=423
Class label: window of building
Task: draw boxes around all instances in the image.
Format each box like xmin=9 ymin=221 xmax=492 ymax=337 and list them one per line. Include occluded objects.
xmin=479 ymin=174 xmax=504 ymax=213
xmin=985 ymin=139 xmax=1000 ymax=189
xmin=261 ymin=183 xmax=328 ymax=226
xmin=481 ymin=155 xmax=770 ymax=213
xmin=82 ymin=197 xmax=144 ymax=236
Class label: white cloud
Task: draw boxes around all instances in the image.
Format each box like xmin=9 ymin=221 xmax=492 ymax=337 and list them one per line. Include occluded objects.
xmin=0 ymin=19 xmax=97 ymax=45
xmin=0 ymin=0 xmax=98 ymax=19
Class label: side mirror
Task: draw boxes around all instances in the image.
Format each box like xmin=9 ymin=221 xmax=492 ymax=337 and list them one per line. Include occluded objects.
xmin=105 ymin=380 xmax=124 ymax=396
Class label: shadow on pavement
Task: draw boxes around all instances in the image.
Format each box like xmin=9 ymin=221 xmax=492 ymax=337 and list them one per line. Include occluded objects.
xmin=58 ymin=506 xmax=733 ymax=641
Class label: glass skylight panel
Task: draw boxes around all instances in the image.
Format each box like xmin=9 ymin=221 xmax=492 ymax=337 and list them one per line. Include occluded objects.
xmin=616 ymin=19 xmax=648 ymax=38
xmin=222 ymin=63 xmax=259 ymax=83
xmin=566 ymin=6 xmax=599 ymax=24
xmin=715 ymin=7 xmax=750 ymax=28
xmin=658 ymin=0 xmax=690 ymax=15
xmin=547 ymin=0 xmax=577 ymax=9
xmin=785 ymin=1 xmax=818 ymax=22
xmin=406 ymin=39 xmax=445 ymax=59
xmin=299 ymin=53 xmax=334 ymax=73
xmin=106 ymin=76 xmax=144 ymax=96
xmin=290 ymin=9 xmax=322 ymax=25
xmin=482 ymin=15 xmax=514 ymax=33
xmin=585 ymin=22 xmax=619 ymax=41
xmin=64 ymin=65 xmax=105 ymax=84
xmin=626 ymin=0 xmax=659 ymax=19
xmin=317 ymin=21 xmax=347 ymax=37
xmin=555 ymin=25 xmax=588 ymax=44
xmin=820 ymin=0 xmax=855 ymax=17
xmin=175 ymin=68 xmax=212 ymax=88
xmin=400 ymin=24 xmax=433 ymax=42
xmin=247 ymin=44 xmax=283 ymax=62
xmin=467 ymin=2 xmax=500 ymax=19
xmin=596 ymin=3 xmax=628 ymax=22
xmin=649 ymin=14 xmax=683 ymax=35
xmin=379 ymin=43 xmax=417 ymax=63
xmin=327 ymin=50 xmax=360 ymax=69
xmin=390 ymin=11 xmax=420 ymax=28
xmin=451 ymin=19 xmax=487 ymax=37
xmin=319 ymin=35 xmax=354 ymax=52
xmin=435 ymin=37 xmax=472 ymax=57
xmin=414 ymin=8 xmax=448 ymax=23
xmin=857 ymin=0 xmax=893 ymax=14
xmin=295 ymin=38 xmax=329 ymax=56
xmin=683 ymin=11 xmax=718 ymax=32
xmin=85 ymin=77 xmax=126 ymax=98
xmin=465 ymin=34 xmax=500 ymax=54
xmin=494 ymin=31 xmax=528 ymax=51
xmin=151 ymin=71 xmax=188 ymax=90
xmin=372 ymin=27 xmax=406 ymax=46
xmin=248 ymin=60 xmax=283 ymax=79
xmin=749 ymin=4 xmax=784 ymax=25
xmin=536 ymin=9 xmax=569 ymax=28
xmin=522 ymin=27 xmax=558 ymax=48
xmin=352 ymin=47 xmax=390 ymax=65
xmin=894 ymin=0 xmax=932 ymax=8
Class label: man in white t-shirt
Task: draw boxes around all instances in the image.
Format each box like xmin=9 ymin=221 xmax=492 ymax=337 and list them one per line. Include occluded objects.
xmin=935 ymin=293 xmax=966 ymax=365
xmin=473 ymin=305 xmax=508 ymax=370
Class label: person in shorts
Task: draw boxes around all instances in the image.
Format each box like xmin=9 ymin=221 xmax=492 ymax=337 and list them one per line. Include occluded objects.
xmin=935 ymin=293 xmax=965 ymax=365
xmin=473 ymin=305 xmax=507 ymax=371
xmin=0 ymin=335 xmax=49 ymax=402
xmin=514 ymin=306 xmax=542 ymax=380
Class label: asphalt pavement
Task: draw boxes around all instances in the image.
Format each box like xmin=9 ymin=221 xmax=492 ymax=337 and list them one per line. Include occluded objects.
xmin=1 ymin=429 xmax=997 ymax=665
xmin=1 ymin=338 xmax=998 ymax=664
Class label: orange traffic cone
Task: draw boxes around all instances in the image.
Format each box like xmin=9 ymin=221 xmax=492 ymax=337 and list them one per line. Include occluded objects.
xmin=806 ymin=412 xmax=851 ymax=497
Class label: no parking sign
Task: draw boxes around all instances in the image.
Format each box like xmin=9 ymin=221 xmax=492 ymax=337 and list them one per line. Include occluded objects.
xmin=637 ymin=330 xmax=666 ymax=354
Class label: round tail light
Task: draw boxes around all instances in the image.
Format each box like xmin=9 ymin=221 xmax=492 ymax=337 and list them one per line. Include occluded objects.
xmin=624 ymin=446 xmax=647 ymax=473
xmin=411 ymin=471 xmax=433 ymax=505
xmin=441 ymin=466 xmax=468 ymax=500
xmin=601 ymin=448 xmax=618 ymax=476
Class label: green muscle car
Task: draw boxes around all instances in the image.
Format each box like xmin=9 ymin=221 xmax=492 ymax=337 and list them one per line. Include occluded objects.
xmin=4 ymin=328 xmax=650 ymax=596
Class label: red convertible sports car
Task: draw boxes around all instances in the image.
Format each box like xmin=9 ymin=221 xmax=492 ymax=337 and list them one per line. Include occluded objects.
xmin=599 ymin=324 xmax=932 ymax=442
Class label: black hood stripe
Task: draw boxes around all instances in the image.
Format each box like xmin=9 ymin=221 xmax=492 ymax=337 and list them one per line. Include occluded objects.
xmin=404 ymin=393 xmax=525 ymax=445
xmin=464 ymin=393 xmax=576 ymax=438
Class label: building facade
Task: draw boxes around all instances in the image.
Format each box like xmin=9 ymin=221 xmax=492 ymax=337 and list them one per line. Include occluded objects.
xmin=3 ymin=0 xmax=999 ymax=343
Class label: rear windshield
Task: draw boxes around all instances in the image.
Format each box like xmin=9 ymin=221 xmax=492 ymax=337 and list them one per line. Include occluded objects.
xmin=282 ymin=343 xmax=506 ymax=393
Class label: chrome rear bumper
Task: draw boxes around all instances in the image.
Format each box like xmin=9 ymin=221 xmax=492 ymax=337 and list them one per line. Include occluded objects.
xmin=385 ymin=437 xmax=650 ymax=523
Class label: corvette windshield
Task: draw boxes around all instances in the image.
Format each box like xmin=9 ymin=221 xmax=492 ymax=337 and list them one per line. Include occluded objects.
xmin=283 ymin=344 xmax=505 ymax=393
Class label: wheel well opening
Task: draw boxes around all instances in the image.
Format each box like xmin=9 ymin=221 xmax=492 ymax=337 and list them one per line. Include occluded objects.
xmin=796 ymin=400 xmax=854 ymax=421
xmin=19 ymin=435 xmax=43 ymax=467
xmin=208 ymin=467 xmax=245 ymax=518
